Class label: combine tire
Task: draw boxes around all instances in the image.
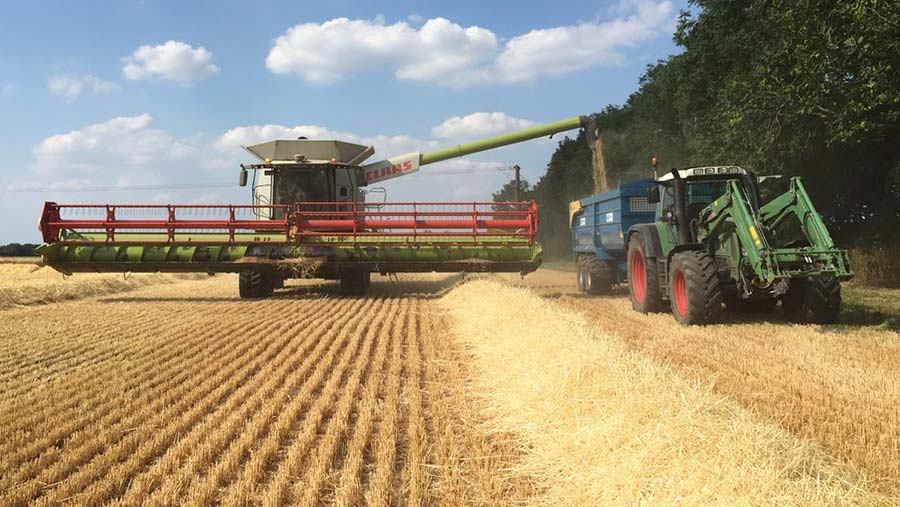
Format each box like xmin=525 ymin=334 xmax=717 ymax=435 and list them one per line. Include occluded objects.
xmin=239 ymin=269 xmax=275 ymax=299
xmin=578 ymin=255 xmax=614 ymax=295
xmin=340 ymin=270 xmax=369 ymax=295
xmin=782 ymin=277 xmax=841 ymax=324
xmin=669 ymin=250 xmax=723 ymax=325
xmin=627 ymin=234 xmax=663 ymax=312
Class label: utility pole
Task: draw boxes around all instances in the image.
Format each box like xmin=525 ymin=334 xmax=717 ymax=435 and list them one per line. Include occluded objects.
xmin=512 ymin=164 xmax=521 ymax=201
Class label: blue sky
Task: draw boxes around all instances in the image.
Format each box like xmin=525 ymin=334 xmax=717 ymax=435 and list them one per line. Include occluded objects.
xmin=0 ymin=0 xmax=686 ymax=242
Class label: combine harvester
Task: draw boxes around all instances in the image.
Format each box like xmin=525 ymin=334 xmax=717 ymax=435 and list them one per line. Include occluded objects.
xmin=570 ymin=164 xmax=853 ymax=325
xmin=38 ymin=116 xmax=595 ymax=298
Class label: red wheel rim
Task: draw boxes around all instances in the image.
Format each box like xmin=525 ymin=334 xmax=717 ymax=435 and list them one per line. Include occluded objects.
xmin=630 ymin=250 xmax=646 ymax=303
xmin=673 ymin=269 xmax=688 ymax=316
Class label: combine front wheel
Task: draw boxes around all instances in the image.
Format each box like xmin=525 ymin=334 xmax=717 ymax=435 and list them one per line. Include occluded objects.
xmin=782 ymin=277 xmax=841 ymax=324
xmin=239 ymin=269 xmax=275 ymax=299
xmin=668 ymin=251 xmax=722 ymax=325
xmin=340 ymin=270 xmax=370 ymax=295
xmin=627 ymin=234 xmax=663 ymax=312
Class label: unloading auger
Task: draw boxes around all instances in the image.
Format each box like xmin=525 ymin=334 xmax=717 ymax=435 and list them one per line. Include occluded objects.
xmin=37 ymin=116 xmax=594 ymax=297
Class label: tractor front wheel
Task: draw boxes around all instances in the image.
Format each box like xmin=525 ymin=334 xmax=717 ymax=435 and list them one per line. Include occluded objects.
xmin=239 ymin=269 xmax=275 ymax=299
xmin=627 ymin=234 xmax=663 ymax=312
xmin=782 ymin=277 xmax=841 ymax=324
xmin=669 ymin=250 xmax=723 ymax=325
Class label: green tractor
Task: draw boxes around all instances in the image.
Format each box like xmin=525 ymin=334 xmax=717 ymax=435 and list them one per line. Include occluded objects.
xmin=626 ymin=166 xmax=853 ymax=325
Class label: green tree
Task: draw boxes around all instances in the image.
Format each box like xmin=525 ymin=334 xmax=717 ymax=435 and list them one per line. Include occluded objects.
xmin=515 ymin=0 xmax=900 ymax=260
xmin=491 ymin=178 xmax=533 ymax=203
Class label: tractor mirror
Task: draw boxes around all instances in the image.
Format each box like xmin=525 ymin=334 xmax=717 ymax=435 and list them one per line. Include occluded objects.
xmin=239 ymin=168 xmax=248 ymax=187
xmin=647 ymin=185 xmax=660 ymax=203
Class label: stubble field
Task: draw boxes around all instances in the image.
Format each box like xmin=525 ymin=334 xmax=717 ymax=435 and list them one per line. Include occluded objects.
xmin=1 ymin=261 xmax=899 ymax=505
xmin=0 ymin=271 xmax=528 ymax=507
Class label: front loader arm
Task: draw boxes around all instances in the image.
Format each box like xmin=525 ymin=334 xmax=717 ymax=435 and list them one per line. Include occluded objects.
xmin=759 ymin=177 xmax=836 ymax=250
xmin=702 ymin=176 xmax=852 ymax=284
xmin=757 ymin=176 xmax=853 ymax=280
xmin=699 ymin=180 xmax=776 ymax=283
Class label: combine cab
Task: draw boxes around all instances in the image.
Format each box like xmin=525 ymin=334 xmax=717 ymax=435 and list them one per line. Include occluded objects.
xmin=37 ymin=116 xmax=594 ymax=298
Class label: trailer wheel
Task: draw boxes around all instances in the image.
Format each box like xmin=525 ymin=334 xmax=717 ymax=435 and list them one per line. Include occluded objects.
xmin=340 ymin=270 xmax=369 ymax=295
xmin=576 ymin=257 xmax=588 ymax=293
xmin=582 ymin=256 xmax=613 ymax=295
xmin=239 ymin=269 xmax=274 ymax=299
xmin=669 ymin=251 xmax=722 ymax=325
xmin=627 ymin=234 xmax=664 ymax=312
xmin=782 ymin=277 xmax=841 ymax=324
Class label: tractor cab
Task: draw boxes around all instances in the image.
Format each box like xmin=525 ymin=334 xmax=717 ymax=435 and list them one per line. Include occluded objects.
xmin=650 ymin=166 xmax=757 ymax=217
xmin=647 ymin=166 xmax=759 ymax=245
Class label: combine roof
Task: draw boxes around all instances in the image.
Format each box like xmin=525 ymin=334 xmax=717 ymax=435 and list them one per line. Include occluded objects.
xmin=244 ymin=139 xmax=373 ymax=165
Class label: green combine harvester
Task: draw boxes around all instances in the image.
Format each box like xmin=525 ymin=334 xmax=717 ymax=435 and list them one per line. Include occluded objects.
xmin=38 ymin=116 xmax=594 ymax=298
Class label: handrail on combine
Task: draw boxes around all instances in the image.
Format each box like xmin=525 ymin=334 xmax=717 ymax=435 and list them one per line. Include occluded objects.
xmin=39 ymin=201 xmax=539 ymax=247
xmin=40 ymin=202 xmax=291 ymax=245
xmin=293 ymin=201 xmax=538 ymax=246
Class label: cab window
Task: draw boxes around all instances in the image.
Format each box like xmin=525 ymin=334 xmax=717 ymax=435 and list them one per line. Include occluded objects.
xmin=661 ymin=180 xmax=728 ymax=218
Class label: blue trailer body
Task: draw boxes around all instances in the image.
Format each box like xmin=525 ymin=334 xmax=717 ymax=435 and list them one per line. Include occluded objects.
xmin=572 ymin=178 xmax=655 ymax=283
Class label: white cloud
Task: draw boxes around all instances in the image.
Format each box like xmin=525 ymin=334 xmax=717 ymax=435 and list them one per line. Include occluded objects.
xmin=33 ymin=114 xmax=198 ymax=175
xmin=123 ymin=41 xmax=219 ymax=84
xmin=266 ymin=17 xmax=498 ymax=86
xmin=494 ymin=1 xmax=672 ymax=82
xmin=432 ymin=112 xmax=536 ymax=141
xmin=1 ymin=82 xmax=15 ymax=95
xmin=265 ymin=1 xmax=672 ymax=87
xmin=216 ymin=124 xmax=357 ymax=151
xmin=47 ymin=74 xmax=119 ymax=100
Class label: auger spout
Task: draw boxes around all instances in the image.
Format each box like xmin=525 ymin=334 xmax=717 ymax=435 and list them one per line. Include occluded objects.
xmin=419 ymin=116 xmax=591 ymax=166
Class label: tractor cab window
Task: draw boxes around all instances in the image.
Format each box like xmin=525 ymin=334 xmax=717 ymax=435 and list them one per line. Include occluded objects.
xmin=661 ymin=180 xmax=728 ymax=220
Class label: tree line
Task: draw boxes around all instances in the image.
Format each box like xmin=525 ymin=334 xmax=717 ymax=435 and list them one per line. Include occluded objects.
xmin=0 ymin=243 xmax=40 ymax=256
xmin=507 ymin=0 xmax=899 ymax=258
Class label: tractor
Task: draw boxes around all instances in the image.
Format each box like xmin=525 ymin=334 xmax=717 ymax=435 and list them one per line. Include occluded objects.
xmin=625 ymin=166 xmax=852 ymax=324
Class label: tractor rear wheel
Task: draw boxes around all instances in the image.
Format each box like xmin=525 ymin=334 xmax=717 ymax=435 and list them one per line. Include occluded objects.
xmin=239 ymin=269 xmax=275 ymax=299
xmin=340 ymin=270 xmax=369 ymax=295
xmin=627 ymin=234 xmax=663 ymax=312
xmin=782 ymin=277 xmax=841 ymax=324
xmin=580 ymin=255 xmax=613 ymax=295
xmin=668 ymin=250 xmax=723 ymax=325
